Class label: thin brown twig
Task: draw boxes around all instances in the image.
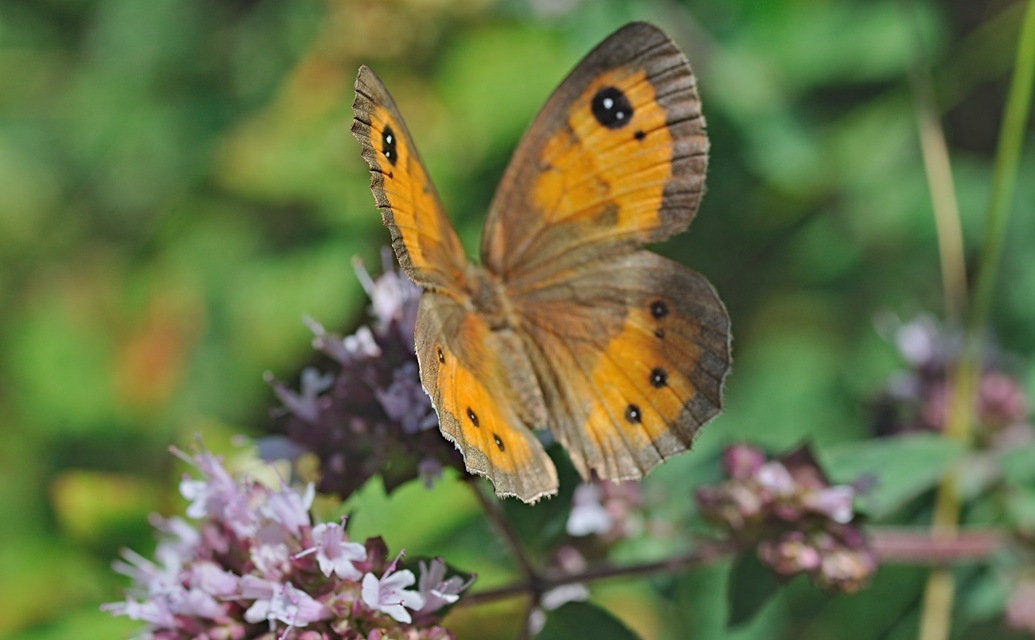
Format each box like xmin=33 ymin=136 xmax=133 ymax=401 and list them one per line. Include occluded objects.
xmin=457 ymin=527 xmax=1011 ymax=608
xmin=459 ymin=539 xmax=736 ymax=607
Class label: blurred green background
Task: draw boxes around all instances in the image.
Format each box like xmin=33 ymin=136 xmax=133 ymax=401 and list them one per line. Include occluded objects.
xmin=2 ymin=0 xmax=1033 ymax=638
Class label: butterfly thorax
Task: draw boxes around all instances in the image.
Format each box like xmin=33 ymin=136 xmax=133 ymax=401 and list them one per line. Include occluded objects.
xmin=463 ymin=264 xmax=517 ymax=332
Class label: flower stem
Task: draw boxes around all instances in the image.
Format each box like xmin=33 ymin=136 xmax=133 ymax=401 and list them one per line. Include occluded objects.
xmin=918 ymin=2 xmax=1035 ymax=639
xmin=908 ymin=50 xmax=967 ymax=319
xmin=459 ymin=539 xmax=735 ymax=606
xmin=458 ymin=527 xmax=1005 ymax=607
xmin=967 ymin=0 xmax=1035 ymax=336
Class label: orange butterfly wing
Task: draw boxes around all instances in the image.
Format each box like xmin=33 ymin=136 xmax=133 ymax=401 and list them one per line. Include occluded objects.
xmin=415 ymin=292 xmax=558 ymax=502
xmin=352 ymin=66 xmax=559 ymax=502
xmin=481 ymin=22 xmax=709 ymax=292
xmin=483 ymin=23 xmax=731 ymax=483
xmin=352 ymin=67 xmax=468 ymax=292
xmin=517 ymin=252 xmax=730 ymax=482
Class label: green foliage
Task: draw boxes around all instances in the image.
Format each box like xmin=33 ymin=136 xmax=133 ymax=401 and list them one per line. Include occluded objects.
xmin=820 ymin=434 xmax=965 ymax=518
xmin=539 ymin=601 xmax=639 ymax=640
xmin=1 ymin=0 xmax=1032 ymax=638
xmin=727 ymin=554 xmax=784 ymax=628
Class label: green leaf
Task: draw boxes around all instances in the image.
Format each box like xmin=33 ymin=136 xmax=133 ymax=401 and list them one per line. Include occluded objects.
xmin=1005 ymin=485 xmax=1035 ymax=530
xmin=958 ymin=567 xmax=1010 ymax=623
xmin=539 ymin=601 xmax=640 ymax=640
xmin=499 ymin=445 xmax=580 ymax=555
xmin=1001 ymin=440 xmax=1035 ymax=484
xmin=727 ymin=553 xmax=782 ymax=628
xmin=675 ymin=561 xmax=731 ymax=639
xmin=817 ymin=433 xmax=965 ymax=518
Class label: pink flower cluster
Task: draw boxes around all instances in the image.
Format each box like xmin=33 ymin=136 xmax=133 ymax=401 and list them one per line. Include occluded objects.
xmin=697 ymin=445 xmax=876 ymax=593
xmin=873 ymin=315 xmax=1031 ymax=442
xmin=103 ymin=445 xmax=472 ymax=639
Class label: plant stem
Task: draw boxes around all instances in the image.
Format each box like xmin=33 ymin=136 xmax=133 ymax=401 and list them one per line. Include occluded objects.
xmin=459 ymin=539 xmax=735 ymax=606
xmin=918 ymin=2 xmax=1035 ymax=639
xmin=458 ymin=528 xmax=1004 ymax=607
xmin=967 ymin=0 xmax=1035 ymax=336
xmin=903 ymin=0 xmax=968 ymax=319
xmin=911 ymin=73 xmax=968 ymax=319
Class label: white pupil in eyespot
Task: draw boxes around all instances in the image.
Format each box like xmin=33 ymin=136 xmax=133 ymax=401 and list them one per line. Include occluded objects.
xmin=603 ymin=97 xmax=614 ymax=109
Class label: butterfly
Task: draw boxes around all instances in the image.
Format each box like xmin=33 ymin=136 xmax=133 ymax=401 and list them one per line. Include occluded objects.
xmin=351 ymin=22 xmax=731 ymax=503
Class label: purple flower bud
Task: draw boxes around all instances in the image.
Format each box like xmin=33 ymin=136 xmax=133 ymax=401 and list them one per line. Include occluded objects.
xmin=264 ymin=254 xmax=464 ymax=501
xmin=895 ymin=315 xmax=942 ymax=368
xmin=417 ymin=457 xmax=443 ymax=489
xmin=815 ymin=547 xmax=877 ymax=594
xmin=416 ymin=558 xmax=474 ymax=615
xmin=979 ymin=371 xmax=1029 ymax=429
xmin=755 ymin=462 xmax=795 ymax=497
xmin=758 ymin=532 xmax=820 ymax=576
xmin=1006 ymin=577 xmax=1035 ymax=633
xmin=723 ymin=444 xmax=766 ymax=479
xmin=376 ymin=362 xmax=435 ymax=435
xmin=566 ymin=484 xmax=613 ymax=537
xmin=802 ymin=486 xmax=856 ymax=524
xmin=266 ymin=367 xmax=335 ymax=423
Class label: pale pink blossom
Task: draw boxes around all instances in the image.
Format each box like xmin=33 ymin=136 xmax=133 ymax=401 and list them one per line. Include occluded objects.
xmin=301 ymin=521 xmax=367 ymax=580
xmin=102 ymin=598 xmax=175 ymax=627
xmin=189 ymin=561 xmax=239 ymax=597
xmin=803 ymin=485 xmax=856 ymax=524
xmin=177 ymin=448 xmax=258 ymax=537
xmin=416 ymin=558 xmax=473 ymax=614
xmin=362 ymin=562 xmax=424 ymax=623
xmin=566 ymin=483 xmax=613 ymax=537
xmin=260 ymin=482 xmax=314 ymax=535
xmin=243 ymin=579 xmax=330 ymax=629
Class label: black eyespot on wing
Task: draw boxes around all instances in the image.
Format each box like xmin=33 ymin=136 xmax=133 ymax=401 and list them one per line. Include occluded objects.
xmin=625 ymin=404 xmax=642 ymax=424
xmin=493 ymin=434 xmax=505 ymax=452
xmin=437 ymin=347 xmax=445 ymax=364
xmin=650 ymin=300 xmax=669 ymax=319
xmin=650 ymin=367 xmax=668 ymax=388
xmin=466 ymin=407 xmax=479 ymax=428
xmin=634 ymin=129 xmax=646 ymax=141
xmin=592 ymin=87 xmax=633 ymax=130
xmin=382 ymin=125 xmax=398 ymax=166
xmin=654 ymin=328 xmax=665 ymax=339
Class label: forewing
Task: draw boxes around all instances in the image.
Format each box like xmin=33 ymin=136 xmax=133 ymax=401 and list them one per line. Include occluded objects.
xmin=518 ymin=252 xmax=731 ymax=482
xmin=415 ymin=292 xmax=559 ymax=502
xmin=480 ymin=22 xmax=708 ymax=290
xmin=353 ymin=66 xmax=468 ymax=292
